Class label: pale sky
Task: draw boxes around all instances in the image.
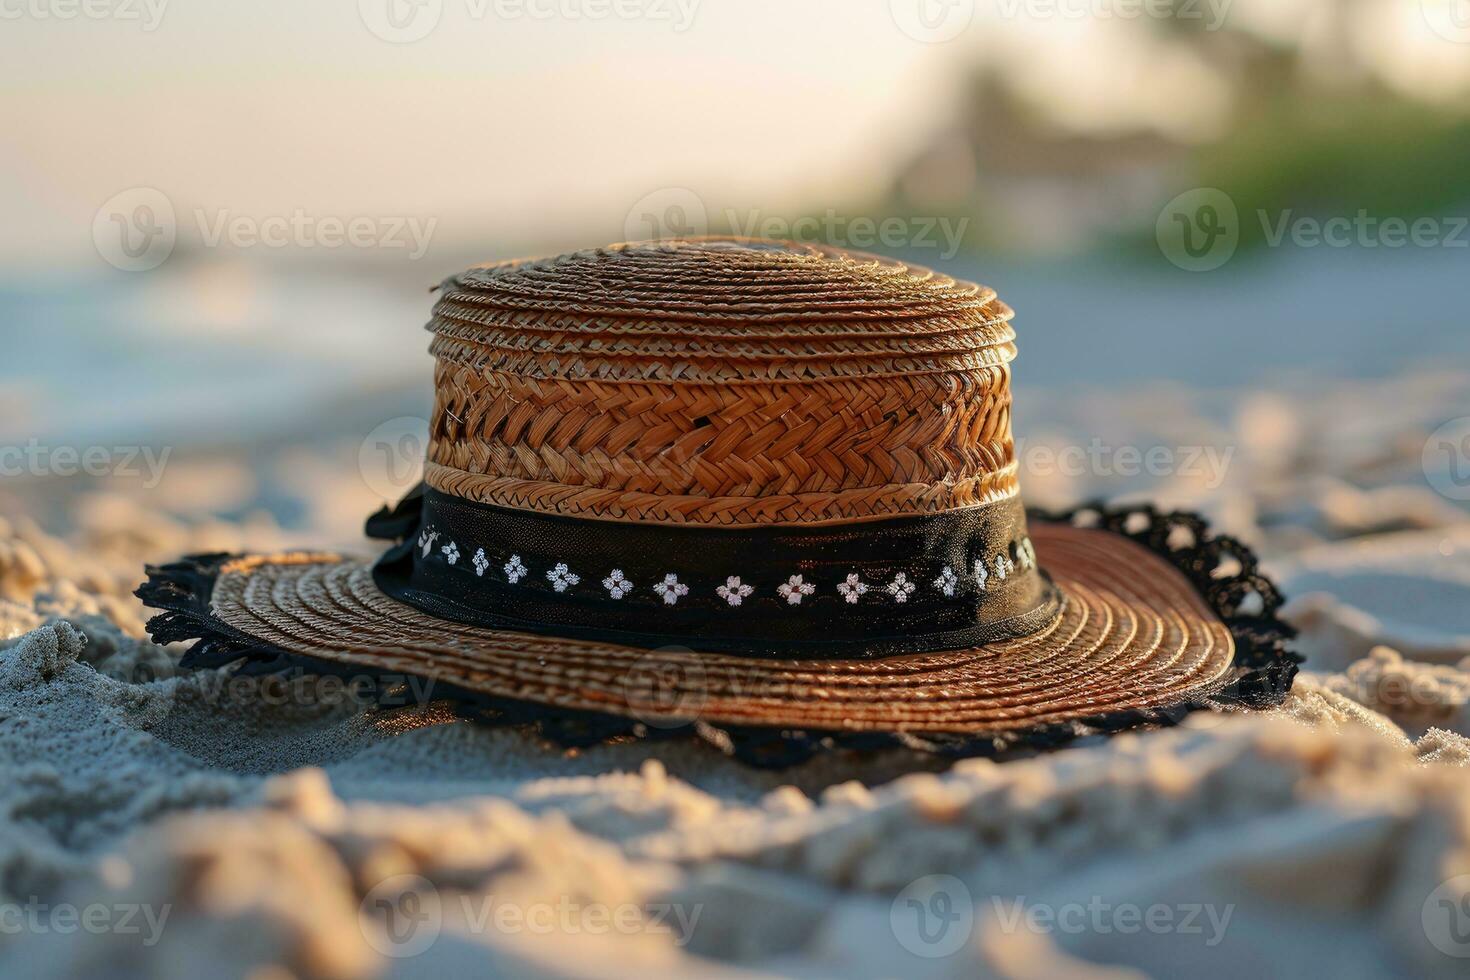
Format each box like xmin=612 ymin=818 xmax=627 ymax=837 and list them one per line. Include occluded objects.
xmin=3 ymin=1 xmax=963 ymax=268
xmin=3 ymin=0 xmax=1465 ymax=270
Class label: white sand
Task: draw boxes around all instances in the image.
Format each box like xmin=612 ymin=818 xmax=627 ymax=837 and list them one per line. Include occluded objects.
xmin=2 ymin=370 xmax=1469 ymax=978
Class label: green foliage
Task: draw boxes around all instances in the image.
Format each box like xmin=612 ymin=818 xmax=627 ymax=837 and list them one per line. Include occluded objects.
xmin=1193 ymin=91 xmax=1470 ymax=249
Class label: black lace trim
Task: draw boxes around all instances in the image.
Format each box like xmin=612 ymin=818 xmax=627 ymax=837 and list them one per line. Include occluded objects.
xmin=136 ymin=503 xmax=1300 ymax=770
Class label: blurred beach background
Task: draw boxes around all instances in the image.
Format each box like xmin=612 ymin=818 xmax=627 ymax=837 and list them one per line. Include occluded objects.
xmin=4 ymin=0 xmax=1470 ymax=544
xmin=4 ymin=2 xmax=1470 ymax=977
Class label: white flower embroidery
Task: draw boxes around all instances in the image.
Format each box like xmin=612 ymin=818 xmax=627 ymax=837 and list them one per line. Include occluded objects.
xmin=973 ymin=558 xmax=989 ymax=591
xmin=653 ymin=573 xmax=689 ymax=606
xmin=933 ymin=565 xmax=958 ymax=597
xmin=716 ymin=576 xmax=754 ymax=606
xmin=602 ymin=569 xmax=633 ymax=599
xmin=887 ymin=572 xmax=917 ymax=603
xmin=472 ymin=548 xmax=489 ymax=576
xmin=504 ymin=554 xmax=528 ymax=583
xmin=836 ymin=573 xmax=869 ymax=604
xmin=994 ymin=552 xmax=1015 ymax=581
xmin=1017 ymin=537 xmax=1037 ymax=569
xmin=547 ymin=563 xmax=581 ymax=592
xmin=417 ymin=527 xmax=439 ymax=558
xmin=777 ymin=574 xmax=815 ymax=606
xmin=441 ymin=541 xmax=460 ymax=565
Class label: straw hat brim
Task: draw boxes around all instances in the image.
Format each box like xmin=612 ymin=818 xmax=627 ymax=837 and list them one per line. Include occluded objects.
xmin=159 ymin=516 xmax=1270 ymax=735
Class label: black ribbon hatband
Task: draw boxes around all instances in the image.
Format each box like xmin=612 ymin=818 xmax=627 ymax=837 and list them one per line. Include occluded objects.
xmin=368 ymin=485 xmax=1061 ymax=659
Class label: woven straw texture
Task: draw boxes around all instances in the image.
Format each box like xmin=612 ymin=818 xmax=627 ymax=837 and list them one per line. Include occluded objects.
xmin=425 ymin=239 xmax=1019 ymax=526
xmin=200 ymin=523 xmax=1235 ymax=733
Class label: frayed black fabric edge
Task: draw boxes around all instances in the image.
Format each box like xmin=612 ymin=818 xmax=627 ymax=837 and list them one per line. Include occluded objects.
xmin=135 ymin=503 xmax=1300 ymax=770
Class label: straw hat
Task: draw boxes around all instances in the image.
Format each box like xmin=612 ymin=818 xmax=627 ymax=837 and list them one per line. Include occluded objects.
xmin=139 ymin=239 xmax=1297 ymax=765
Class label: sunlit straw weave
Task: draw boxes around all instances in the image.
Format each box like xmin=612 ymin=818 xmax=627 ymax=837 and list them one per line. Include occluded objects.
xmin=424 ymin=239 xmax=1020 ymax=526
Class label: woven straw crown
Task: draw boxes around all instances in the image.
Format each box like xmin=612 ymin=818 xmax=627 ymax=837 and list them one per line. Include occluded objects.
xmin=425 ymin=238 xmax=1020 ymax=527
